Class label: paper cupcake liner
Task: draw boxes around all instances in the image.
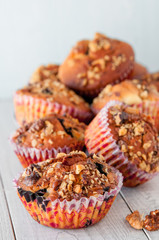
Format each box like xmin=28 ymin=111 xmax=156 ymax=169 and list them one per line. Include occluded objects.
xmin=15 ymin=168 xmax=123 ymax=229
xmin=11 ymin=142 xmax=83 ymax=168
xmin=85 ymin=100 xmax=158 ymax=187
xmin=14 ymin=93 xmax=93 ymax=126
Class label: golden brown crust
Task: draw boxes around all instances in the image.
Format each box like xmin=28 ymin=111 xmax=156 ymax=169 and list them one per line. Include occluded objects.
xmin=92 ymin=79 xmax=159 ymax=114
xmin=16 ymin=79 xmax=92 ymax=114
xmin=29 ymin=64 xmax=59 ymax=84
xmin=59 ymin=33 xmax=134 ymax=98
xmin=108 ymin=105 xmax=159 ymax=173
xmin=12 ymin=114 xmax=86 ymax=150
xmin=128 ymin=62 xmax=148 ymax=80
xmin=17 ymin=152 xmax=118 ymax=201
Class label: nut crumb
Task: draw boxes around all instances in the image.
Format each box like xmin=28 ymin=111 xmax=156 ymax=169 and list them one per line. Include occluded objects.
xmin=126 ymin=211 xmax=144 ymax=230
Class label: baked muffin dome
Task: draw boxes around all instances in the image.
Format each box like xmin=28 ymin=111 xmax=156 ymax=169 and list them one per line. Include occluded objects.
xmin=85 ymin=101 xmax=159 ymax=187
xmin=15 ymin=151 xmax=123 ymax=228
xmin=29 ymin=64 xmax=59 ymax=84
xmin=14 ymin=79 xmax=93 ymax=125
xmin=11 ymin=114 xmax=86 ymax=167
xmin=17 ymin=151 xmax=119 ymax=199
xmin=92 ymin=79 xmax=159 ymax=114
xmin=59 ymin=33 xmax=134 ymax=98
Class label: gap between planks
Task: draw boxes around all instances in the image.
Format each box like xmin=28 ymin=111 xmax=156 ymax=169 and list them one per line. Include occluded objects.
xmin=0 ymin=173 xmax=16 ymax=240
xmin=120 ymin=191 xmax=151 ymax=240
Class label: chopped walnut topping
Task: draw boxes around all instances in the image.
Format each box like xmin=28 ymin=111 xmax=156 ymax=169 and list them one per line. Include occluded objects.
xmin=114 ymin=113 xmax=121 ymax=126
xmin=108 ymin=104 xmax=159 ymax=173
xmin=17 ymin=152 xmax=118 ymax=201
xmin=73 ymin=184 xmax=82 ymax=194
xmin=112 ymin=54 xmax=126 ymax=70
xmin=134 ymin=124 xmax=144 ymax=136
xmin=47 ymin=167 xmax=54 ymax=175
xmin=75 ymin=164 xmax=85 ymax=174
xmin=56 ymin=153 xmax=67 ymax=158
xmin=69 ymin=174 xmax=75 ymax=181
xmin=60 ymin=181 xmax=67 ymax=191
xmin=77 ymin=72 xmax=87 ymax=79
xmin=44 ymin=121 xmax=54 ymax=136
xmin=126 ymin=211 xmax=144 ymax=230
xmin=92 ymin=58 xmax=106 ymax=69
xmin=143 ymin=141 xmax=152 ymax=150
xmin=89 ymin=38 xmax=111 ymax=52
xmin=121 ymin=144 xmax=127 ymax=152
xmin=119 ymin=127 xmax=127 ymax=136
xmin=57 ymin=131 xmax=66 ymax=138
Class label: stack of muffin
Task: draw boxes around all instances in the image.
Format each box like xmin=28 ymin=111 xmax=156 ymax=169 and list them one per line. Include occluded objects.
xmin=11 ymin=33 xmax=159 ymax=229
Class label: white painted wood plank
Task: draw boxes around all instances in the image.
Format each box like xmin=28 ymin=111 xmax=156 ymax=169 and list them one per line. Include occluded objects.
xmin=0 ymin=100 xmax=148 ymax=240
xmin=122 ymin=176 xmax=159 ymax=240
xmin=0 ymin=178 xmax=15 ymax=240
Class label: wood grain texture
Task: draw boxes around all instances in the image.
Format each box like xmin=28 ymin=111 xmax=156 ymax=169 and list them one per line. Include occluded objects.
xmin=1 ymin=100 xmax=159 ymax=239
xmin=0 ymin=177 xmax=15 ymax=240
xmin=122 ymin=176 xmax=159 ymax=240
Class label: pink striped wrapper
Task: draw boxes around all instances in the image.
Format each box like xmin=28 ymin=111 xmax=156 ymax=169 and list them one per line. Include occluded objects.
xmin=11 ymin=141 xmax=83 ymax=168
xmin=85 ymin=100 xmax=158 ymax=187
xmin=14 ymin=93 xmax=93 ymax=126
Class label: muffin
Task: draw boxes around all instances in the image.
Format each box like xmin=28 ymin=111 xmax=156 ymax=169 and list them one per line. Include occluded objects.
xmin=29 ymin=64 xmax=59 ymax=84
xmin=14 ymin=79 xmax=93 ymax=125
xmin=15 ymin=151 xmax=123 ymax=228
xmin=59 ymin=33 xmax=134 ymax=98
xmin=91 ymin=79 xmax=159 ymax=130
xmin=85 ymin=101 xmax=159 ymax=187
xmin=128 ymin=62 xmax=148 ymax=80
xmin=11 ymin=114 xmax=86 ymax=168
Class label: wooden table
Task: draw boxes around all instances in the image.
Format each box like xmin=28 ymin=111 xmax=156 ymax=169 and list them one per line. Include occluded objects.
xmin=0 ymin=99 xmax=158 ymax=240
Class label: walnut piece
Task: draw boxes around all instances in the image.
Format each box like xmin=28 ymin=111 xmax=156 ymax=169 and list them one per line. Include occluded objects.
xmin=73 ymin=184 xmax=82 ymax=193
xmin=144 ymin=210 xmax=159 ymax=231
xmin=75 ymin=164 xmax=85 ymax=174
xmin=126 ymin=211 xmax=143 ymax=230
xmin=126 ymin=209 xmax=159 ymax=231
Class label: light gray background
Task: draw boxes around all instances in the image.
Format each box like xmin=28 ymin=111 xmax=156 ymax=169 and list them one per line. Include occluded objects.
xmin=1 ymin=0 xmax=159 ymax=99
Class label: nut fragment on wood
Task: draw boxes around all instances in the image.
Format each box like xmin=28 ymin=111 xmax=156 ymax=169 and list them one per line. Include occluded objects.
xmin=126 ymin=211 xmax=144 ymax=230
xmin=144 ymin=210 xmax=159 ymax=231
xmin=126 ymin=209 xmax=159 ymax=231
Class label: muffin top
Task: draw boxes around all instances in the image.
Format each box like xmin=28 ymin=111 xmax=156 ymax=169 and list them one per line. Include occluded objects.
xmin=108 ymin=105 xmax=159 ymax=173
xmin=59 ymin=33 xmax=134 ymax=97
xmin=142 ymin=72 xmax=159 ymax=92
xmin=12 ymin=114 xmax=86 ymax=150
xmin=92 ymin=79 xmax=159 ymax=114
xmin=29 ymin=64 xmax=59 ymax=84
xmin=15 ymin=79 xmax=91 ymax=113
xmin=128 ymin=62 xmax=148 ymax=80
xmin=17 ymin=151 xmax=119 ymax=201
